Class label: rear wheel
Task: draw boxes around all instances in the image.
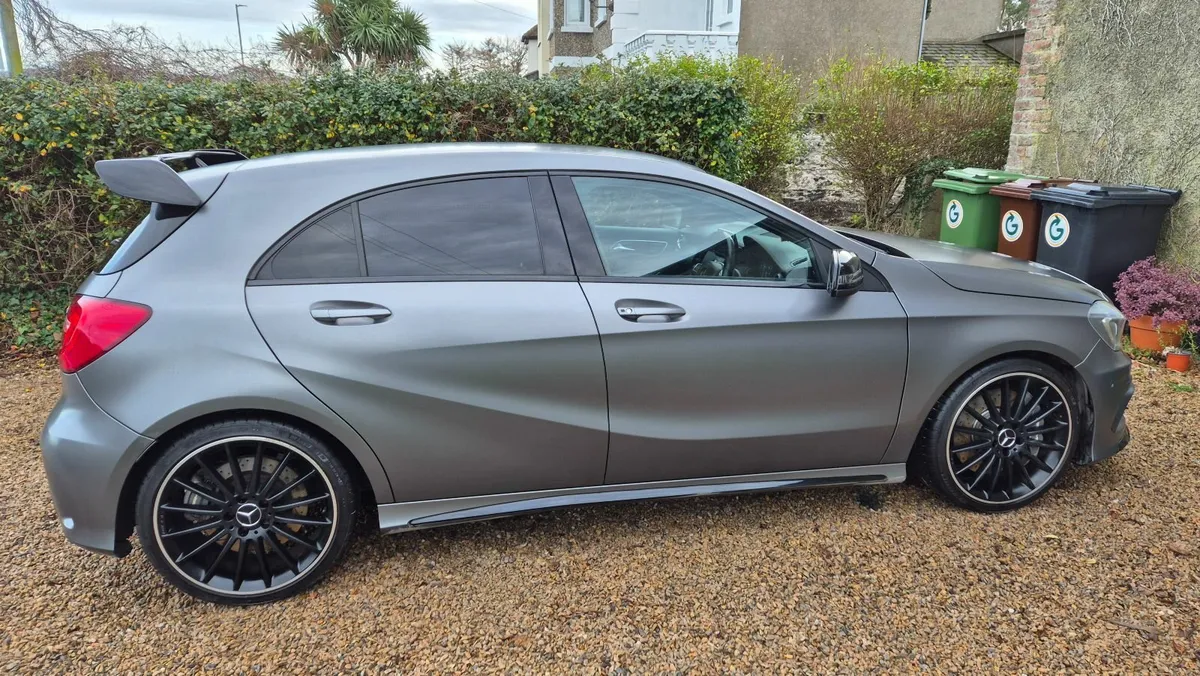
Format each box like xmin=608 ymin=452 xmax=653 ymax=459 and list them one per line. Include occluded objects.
xmin=135 ymin=419 xmax=356 ymax=604
xmin=921 ymin=359 xmax=1079 ymax=512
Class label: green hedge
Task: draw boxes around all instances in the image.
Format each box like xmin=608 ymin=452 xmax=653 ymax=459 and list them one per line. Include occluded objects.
xmin=0 ymin=61 xmax=801 ymax=351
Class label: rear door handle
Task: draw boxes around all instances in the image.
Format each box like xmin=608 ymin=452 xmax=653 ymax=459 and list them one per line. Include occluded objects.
xmin=310 ymin=301 xmax=392 ymax=326
xmin=615 ymin=299 xmax=686 ymax=323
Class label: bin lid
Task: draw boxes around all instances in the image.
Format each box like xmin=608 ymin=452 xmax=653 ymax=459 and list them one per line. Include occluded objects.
xmin=932 ymin=177 xmax=995 ymax=195
xmin=942 ymin=167 xmax=1027 ymax=185
xmin=1030 ymin=182 xmax=1183 ymax=209
xmin=989 ymin=177 xmax=1085 ymax=199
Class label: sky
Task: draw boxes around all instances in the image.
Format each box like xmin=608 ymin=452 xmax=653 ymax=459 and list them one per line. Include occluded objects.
xmin=49 ymin=0 xmax=540 ymax=62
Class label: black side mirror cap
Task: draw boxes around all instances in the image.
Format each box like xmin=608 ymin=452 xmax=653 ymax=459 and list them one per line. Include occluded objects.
xmin=827 ymin=249 xmax=864 ymax=298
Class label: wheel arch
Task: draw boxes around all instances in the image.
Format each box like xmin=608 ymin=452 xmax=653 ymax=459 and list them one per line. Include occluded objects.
xmin=928 ymin=349 xmax=1092 ymax=441
xmin=116 ymin=408 xmax=383 ymax=543
xmin=882 ymin=345 xmax=1094 ymax=466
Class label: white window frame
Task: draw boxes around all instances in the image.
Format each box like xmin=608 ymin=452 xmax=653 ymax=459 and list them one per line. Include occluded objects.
xmin=595 ymin=0 xmax=608 ymax=26
xmin=562 ymin=0 xmax=592 ymax=33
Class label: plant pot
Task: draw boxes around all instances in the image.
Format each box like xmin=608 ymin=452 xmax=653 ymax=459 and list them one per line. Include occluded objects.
xmin=1128 ymin=316 xmax=1185 ymax=351
xmin=1166 ymin=351 xmax=1193 ymax=373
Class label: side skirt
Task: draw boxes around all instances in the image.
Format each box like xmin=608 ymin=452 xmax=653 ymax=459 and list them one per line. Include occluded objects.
xmin=377 ymin=464 xmax=906 ymax=533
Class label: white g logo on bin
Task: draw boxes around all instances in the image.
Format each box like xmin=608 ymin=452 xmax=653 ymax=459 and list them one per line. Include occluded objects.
xmin=946 ymin=200 xmax=964 ymax=229
xmin=1045 ymin=212 xmax=1070 ymax=248
xmin=1002 ymin=210 xmax=1024 ymax=242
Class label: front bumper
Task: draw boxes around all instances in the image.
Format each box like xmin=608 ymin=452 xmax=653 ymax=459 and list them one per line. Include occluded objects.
xmin=40 ymin=373 xmax=154 ymax=556
xmin=1075 ymin=340 xmax=1134 ymax=465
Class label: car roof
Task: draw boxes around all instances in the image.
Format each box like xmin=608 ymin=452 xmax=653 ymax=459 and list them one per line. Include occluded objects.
xmin=228 ymin=142 xmax=704 ymax=179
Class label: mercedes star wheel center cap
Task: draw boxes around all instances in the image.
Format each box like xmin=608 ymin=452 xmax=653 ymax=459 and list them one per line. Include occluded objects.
xmin=997 ymin=428 xmax=1018 ymax=449
xmin=235 ymin=503 xmax=263 ymax=528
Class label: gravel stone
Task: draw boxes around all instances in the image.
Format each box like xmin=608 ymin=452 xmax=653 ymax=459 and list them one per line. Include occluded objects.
xmin=1 ymin=360 xmax=1197 ymax=672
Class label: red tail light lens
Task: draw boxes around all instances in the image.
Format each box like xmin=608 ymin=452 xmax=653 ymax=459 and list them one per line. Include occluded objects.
xmin=59 ymin=295 xmax=152 ymax=373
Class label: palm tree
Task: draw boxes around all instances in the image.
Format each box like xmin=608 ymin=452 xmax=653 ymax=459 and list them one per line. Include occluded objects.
xmin=276 ymin=0 xmax=431 ymax=72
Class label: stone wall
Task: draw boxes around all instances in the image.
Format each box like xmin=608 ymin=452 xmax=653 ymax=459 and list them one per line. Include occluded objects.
xmin=1007 ymin=0 xmax=1200 ymax=270
xmin=1006 ymin=0 xmax=1059 ymax=172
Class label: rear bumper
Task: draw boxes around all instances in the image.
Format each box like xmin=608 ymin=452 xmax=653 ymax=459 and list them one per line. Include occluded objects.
xmin=1076 ymin=341 xmax=1134 ymax=465
xmin=40 ymin=373 xmax=154 ymax=556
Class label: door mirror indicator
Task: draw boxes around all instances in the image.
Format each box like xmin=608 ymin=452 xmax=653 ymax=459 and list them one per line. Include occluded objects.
xmin=827 ymin=249 xmax=864 ymax=298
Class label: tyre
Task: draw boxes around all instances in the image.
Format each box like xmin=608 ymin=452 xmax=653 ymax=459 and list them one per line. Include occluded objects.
xmin=920 ymin=358 xmax=1080 ymax=512
xmin=135 ymin=419 xmax=357 ymax=604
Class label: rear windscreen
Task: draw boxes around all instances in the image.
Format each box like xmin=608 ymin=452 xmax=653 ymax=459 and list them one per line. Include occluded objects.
xmin=99 ymin=203 xmax=197 ymax=275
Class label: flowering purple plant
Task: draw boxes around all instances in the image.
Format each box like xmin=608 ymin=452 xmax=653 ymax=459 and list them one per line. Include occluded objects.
xmin=1113 ymin=257 xmax=1200 ymax=333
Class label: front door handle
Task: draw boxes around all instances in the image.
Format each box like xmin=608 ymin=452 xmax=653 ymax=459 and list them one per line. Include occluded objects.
xmin=310 ymin=301 xmax=392 ymax=326
xmin=615 ymin=299 xmax=686 ymax=323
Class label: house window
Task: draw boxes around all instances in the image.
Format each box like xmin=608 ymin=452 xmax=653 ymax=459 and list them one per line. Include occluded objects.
xmin=567 ymin=0 xmax=587 ymax=24
xmin=595 ymin=0 xmax=608 ymax=25
xmin=705 ymin=0 xmax=714 ymax=31
xmin=727 ymin=0 xmax=734 ymax=13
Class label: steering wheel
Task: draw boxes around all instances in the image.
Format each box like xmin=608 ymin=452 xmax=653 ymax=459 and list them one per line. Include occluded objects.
xmin=685 ymin=230 xmax=740 ymax=277
xmin=718 ymin=229 xmax=738 ymax=276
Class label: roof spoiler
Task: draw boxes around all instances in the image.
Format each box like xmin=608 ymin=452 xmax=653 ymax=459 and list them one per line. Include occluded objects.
xmin=94 ymin=149 xmax=248 ymax=207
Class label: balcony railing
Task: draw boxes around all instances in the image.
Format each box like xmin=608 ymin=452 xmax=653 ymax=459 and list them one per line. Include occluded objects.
xmin=621 ymin=31 xmax=739 ymax=61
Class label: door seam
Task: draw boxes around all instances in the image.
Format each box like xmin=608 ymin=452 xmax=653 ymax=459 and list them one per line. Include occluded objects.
xmin=576 ymin=281 xmax=613 ymax=484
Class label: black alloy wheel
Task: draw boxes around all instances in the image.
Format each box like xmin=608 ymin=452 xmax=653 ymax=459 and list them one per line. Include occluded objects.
xmin=923 ymin=359 xmax=1078 ymax=511
xmin=137 ymin=421 xmax=356 ymax=604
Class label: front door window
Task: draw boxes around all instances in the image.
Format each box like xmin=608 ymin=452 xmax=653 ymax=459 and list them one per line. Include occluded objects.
xmin=571 ymin=176 xmax=824 ymax=286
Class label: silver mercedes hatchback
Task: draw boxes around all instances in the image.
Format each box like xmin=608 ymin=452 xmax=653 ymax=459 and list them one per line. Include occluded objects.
xmin=42 ymin=144 xmax=1133 ymax=604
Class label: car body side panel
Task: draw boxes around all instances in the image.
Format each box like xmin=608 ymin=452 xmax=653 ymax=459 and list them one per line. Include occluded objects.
xmin=246 ymin=281 xmax=609 ymax=502
xmin=74 ymin=180 xmax=396 ymax=504
xmin=580 ymin=282 xmax=909 ymax=484
xmin=875 ymin=254 xmax=1104 ymax=465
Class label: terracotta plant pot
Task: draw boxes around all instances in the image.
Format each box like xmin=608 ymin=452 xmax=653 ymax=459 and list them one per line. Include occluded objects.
xmin=1165 ymin=351 xmax=1192 ymax=373
xmin=1128 ymin=316 xmax=1185 ymax=351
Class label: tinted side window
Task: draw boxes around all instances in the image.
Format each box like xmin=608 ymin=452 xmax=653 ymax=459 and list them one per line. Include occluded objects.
xmin=359 ymin=177 xmax=544 ymax=277
xmin=572 ymin=177 xmax=824 ymax=286
xmin=100 ymin=203 xmax=196 ymax=275
xmin=269 ymin=206 xmax=361 ymax=280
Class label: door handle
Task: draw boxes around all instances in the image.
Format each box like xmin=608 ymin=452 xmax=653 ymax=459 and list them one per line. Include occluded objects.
xmin=310 ymin=301 xmax=392 ymax=326
xmin=615 ymin=299 xmax=686 ymax=323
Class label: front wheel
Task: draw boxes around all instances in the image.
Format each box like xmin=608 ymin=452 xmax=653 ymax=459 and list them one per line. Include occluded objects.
xmin=135 ymin=419 xmax=357 ymax=605
xmin=921 ymin=359 xmax=1080 ymax=512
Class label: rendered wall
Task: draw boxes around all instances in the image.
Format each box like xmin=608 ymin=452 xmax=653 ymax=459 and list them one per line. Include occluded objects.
xmin=1007 ymin=0 xmax=1200 ymax=269
xmin=738 ymin=0 xmax=1002 ymax=76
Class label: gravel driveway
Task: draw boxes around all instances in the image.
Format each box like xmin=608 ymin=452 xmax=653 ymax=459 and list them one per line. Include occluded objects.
xmin=1 ymin=360 xmax=1197 ymax=672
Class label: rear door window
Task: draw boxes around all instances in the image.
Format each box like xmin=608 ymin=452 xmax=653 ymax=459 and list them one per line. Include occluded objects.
xmin=358 ymin=177 xmax=544 ymax=277
xmin=268 ymin=206 xmax=362 ymax=280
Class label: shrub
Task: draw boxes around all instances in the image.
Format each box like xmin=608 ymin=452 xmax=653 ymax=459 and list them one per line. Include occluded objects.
xmin=0 ymin=68 xmax=753 ymax=351
xmin=810 ymin=57 xmax=1017 ymax=232
xmin=620 ymin=54 xmax=806 ymax=197
xmin=1114 ymin=257 xmax=1200 ymax=333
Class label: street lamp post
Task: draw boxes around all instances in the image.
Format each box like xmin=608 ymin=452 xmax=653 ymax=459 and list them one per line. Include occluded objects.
xmin=0 ymin=0 xmax=23 ymax=77
xmin=235 ymin=3 xmax=248 ymax=67
xmin=916 ymin=0 xmax=931 ymax=62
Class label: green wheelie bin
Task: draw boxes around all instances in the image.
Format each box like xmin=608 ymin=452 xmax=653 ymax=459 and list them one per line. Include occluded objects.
xmin=932 ymin=167 xmax=1026 ymax=250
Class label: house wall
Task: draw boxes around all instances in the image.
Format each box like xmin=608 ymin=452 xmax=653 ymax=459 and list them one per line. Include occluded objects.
xmin=638 ymin=0 xmax=709 ymax=31
xmin=523 ymin=38 xmax=539 ymax=77
xmin=923 ymin=0 xmax=1004 ymax=42
xmin=739 ymin=0 xmax=924 ymax=75
xmin=604 ymin=0 xmax=731 ymax=59
xmin=1007 ymin=0 xmax=1200 ymax=270
xmin=739 ymin=0 xmax=1002 ymax=76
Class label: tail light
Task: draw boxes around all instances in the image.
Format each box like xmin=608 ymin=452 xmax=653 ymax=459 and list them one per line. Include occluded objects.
xmin=59 ymin=295 xmax=152 ymax=373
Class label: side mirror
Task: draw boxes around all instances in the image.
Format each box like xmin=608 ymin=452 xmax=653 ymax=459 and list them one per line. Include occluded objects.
xmin=827 ymin=249 xmax=864 ymax=298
